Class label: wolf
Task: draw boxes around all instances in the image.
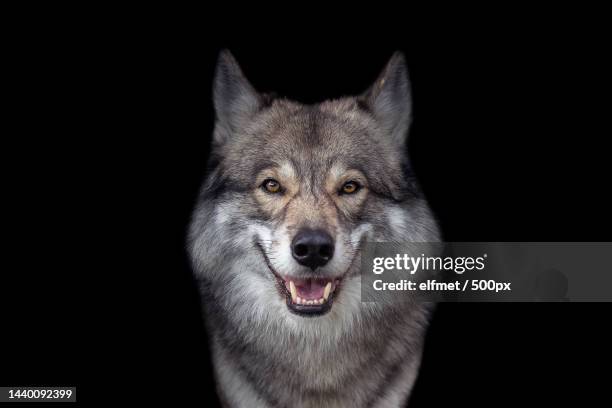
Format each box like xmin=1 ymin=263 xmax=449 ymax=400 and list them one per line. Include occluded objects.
xmin=188 ymin=50 xmax=440 ymax=408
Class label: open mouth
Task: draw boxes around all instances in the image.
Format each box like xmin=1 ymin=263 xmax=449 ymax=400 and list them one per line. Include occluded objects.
xmin=276 ymin=276 xmax=340 ymax=316
xmin=256 ymin=242 xmax=341 ymax=316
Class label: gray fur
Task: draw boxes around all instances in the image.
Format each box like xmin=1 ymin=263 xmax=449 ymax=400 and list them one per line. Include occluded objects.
xmin=188 ymin=50 xmax=441 ymax=408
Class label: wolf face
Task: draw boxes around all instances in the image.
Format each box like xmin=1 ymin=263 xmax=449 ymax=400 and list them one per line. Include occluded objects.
xmin=188 ymin=51 xmax=440 ymax=407
xmin=190 ymin=50 xmax=438 ymax=318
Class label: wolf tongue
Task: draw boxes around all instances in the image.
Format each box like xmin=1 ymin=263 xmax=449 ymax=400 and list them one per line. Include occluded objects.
xmin=294 ymin=279 xmax=326 ymax=300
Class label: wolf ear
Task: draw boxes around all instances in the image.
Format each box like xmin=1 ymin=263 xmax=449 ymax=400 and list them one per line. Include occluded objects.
xmin=213 ymin=50 xmax=261 ymax=142
xmin=360 ymin=52 xmax=412 ymax=147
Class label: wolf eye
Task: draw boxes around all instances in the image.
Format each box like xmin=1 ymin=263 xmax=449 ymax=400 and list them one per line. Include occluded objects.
xmin=262 ymin=178 xmax=282 ymax=194
xmin=340 ymin=181 xmax=360 ymax=195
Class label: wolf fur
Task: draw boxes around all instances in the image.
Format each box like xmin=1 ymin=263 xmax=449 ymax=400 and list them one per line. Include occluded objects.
xmin=188 ymin=50 xmax=440 ymax=408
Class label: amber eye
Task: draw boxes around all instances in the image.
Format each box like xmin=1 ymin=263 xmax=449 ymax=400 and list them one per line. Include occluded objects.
xmin=262 ymin=178 xmax=282 ymax=194
xmin=341 ymin=181 xmax=360 ymax=194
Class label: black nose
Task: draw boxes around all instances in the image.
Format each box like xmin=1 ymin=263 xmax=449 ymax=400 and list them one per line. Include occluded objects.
xmin=291 ymin=228 xmax=335 ymax=270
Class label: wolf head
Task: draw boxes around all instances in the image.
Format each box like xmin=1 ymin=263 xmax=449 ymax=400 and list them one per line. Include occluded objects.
xmin=189 ymin=51 xmax=439 ymax=327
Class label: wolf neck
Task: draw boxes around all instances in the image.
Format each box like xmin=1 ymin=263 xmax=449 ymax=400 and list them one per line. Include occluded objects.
xmin=207 ymin=302 xmax=430 ymax=408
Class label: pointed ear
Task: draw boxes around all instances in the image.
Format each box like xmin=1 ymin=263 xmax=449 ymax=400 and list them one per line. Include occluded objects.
xmin=360 ymin=52 xmax=412 ymax=146
xmin=213 ymin=50 xmax=261 ymax=142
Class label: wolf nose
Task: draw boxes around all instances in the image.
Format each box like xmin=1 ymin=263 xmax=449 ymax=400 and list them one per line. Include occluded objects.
xmin=291 ymin=229 xmax=335 ymax=270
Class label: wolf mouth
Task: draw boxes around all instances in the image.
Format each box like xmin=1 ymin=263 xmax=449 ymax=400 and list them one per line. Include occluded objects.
xmin=256 ymin=243 xmax=343 ymax=317
xmin=278 ymin=276 xmax=340 ymax=316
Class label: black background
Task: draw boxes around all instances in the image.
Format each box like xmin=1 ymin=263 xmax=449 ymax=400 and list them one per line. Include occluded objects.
xmin=2 ymin=8 xmax=611 ymax=407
